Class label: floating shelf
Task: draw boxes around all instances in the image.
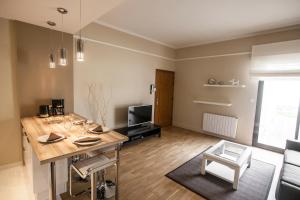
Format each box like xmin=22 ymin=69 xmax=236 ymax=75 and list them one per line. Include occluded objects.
xmin=203 ymin=84 xmax=246 ymax=88
xmin=193 ymin=100 xmax=232 ymax=107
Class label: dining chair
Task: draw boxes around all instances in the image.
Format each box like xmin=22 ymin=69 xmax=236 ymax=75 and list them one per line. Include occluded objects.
xmin=69 ymin=153 xmax=116 ymax=200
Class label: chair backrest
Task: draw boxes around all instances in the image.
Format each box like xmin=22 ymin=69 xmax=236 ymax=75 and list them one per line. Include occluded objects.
xmin=72 ymin=155 xmax=117 ymax=178
xmin=86 ymin=146 xmax=116 ymax=157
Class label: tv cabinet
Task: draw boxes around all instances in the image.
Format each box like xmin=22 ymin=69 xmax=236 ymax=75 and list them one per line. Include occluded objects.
xmin=114 ymin=123 xmax=161 ymax=143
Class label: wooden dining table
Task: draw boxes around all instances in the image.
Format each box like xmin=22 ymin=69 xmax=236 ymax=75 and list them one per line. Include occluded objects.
xmin=21 ymin=113 xmax=128 ymax=200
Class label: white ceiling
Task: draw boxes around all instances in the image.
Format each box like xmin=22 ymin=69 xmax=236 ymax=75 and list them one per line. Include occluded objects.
xmin=0 ymin=0 xmax=125 ymax=33
xmin=98 ymin=0 xmax=300 ymax=48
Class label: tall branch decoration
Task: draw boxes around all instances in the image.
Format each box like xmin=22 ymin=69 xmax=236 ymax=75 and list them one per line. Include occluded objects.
xmin=87 ymin=83 xmax=111 ymax=127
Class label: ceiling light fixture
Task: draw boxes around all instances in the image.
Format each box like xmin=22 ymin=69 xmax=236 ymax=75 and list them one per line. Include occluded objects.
xmin=76 ymin=0 xmax=84 ymax=62
xmin=47 ymin=21 xmax=56 ymax=69
xmin=57 ymin=7 xmax=68 ymax=66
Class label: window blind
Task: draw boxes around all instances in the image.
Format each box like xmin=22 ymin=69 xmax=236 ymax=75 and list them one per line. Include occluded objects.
xmin=251 ymin=39 xmax=300 ymax=76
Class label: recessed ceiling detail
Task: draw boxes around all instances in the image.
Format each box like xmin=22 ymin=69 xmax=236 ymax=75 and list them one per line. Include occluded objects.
xmin=0 ymin=0 xmax=126 ymax=33
xmin=98 ymin=0 xmax=300 ymax=48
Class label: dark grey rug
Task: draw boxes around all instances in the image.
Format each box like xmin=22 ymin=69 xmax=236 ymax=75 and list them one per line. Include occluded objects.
xmin=166 ymin=150 xmax=276 ymax=200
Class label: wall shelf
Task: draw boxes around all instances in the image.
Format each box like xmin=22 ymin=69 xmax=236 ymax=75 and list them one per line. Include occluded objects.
xmin=193 ymin=100 xmax=232 ymax=107
xmin=203 ymin=84 xmax=246 ymax=88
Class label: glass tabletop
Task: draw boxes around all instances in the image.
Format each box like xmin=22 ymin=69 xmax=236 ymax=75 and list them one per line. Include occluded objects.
xmin=208 ymin=141 xmax=248 ymax=162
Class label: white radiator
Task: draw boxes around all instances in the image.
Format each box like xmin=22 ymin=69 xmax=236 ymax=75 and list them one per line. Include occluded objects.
xmin=203 ymin=113 xmax=238 ymax=138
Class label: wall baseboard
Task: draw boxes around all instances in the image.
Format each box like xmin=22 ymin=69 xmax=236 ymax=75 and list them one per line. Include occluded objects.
xmin=0 ymin=161 xmax=22 ymax=170
xmin=173 ymin=121 xmax=236 ymax=141
xmin=173 ymin=122 xmax=251 ymax=146
xmin=172 ymin=121 xmax=202 ymax=134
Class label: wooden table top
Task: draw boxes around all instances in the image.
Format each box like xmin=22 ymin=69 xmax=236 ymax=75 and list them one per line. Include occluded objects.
xmin=21 ymin=114 xmax=128 ymax=165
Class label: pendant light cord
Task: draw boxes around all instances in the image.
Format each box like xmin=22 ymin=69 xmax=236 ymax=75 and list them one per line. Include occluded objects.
xmin=50 ymin=29 xmax=53 ymax=53
xmin=49 ymin=28 xmax=51 ymax=52
xmin=61 ymin=13 xmax=64 ymax=48
xmin=47 ymin=22 xmax=55 ymax=53
xmin=79 ymin=0 xmax=82 ymax=38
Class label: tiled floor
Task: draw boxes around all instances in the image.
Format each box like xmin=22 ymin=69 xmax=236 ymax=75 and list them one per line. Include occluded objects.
xmin=0 ymin=127 xmax=283 ymax=200
xmin=0 ymin=163 xmax=35 ymax=200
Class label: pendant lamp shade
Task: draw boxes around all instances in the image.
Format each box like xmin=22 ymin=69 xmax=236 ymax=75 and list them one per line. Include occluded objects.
xmin=57 ymin=8 xmax=68 ymax=66
xmin=76 ymin=0 xmax=85 ymax=62
xmin=47 ymin=21 xmax=56 ymax=69
xmin=76 ymin=38 xmax=84 ymax=62
xmin=49 ymin=53 xmax=56 ymax=68
xmin=59 ymin=48 xmax=67 ymax=66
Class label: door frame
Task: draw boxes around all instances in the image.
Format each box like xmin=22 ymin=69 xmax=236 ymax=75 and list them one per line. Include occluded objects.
xmin=154 ymin=69 xmax=175 ymax=126
xmin=252 ymin=80 xmax=300 ymax=153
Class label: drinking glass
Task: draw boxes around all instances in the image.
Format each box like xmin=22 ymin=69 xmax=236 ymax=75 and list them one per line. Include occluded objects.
xmin=64 ymin=115 xmax=73 ymax=131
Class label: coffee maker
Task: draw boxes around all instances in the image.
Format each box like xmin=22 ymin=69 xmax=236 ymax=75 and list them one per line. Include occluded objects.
xmin=52 ymin=99 xmax=64 ymax=115
xmin=39 ymin=105 xmax=49 ymax=118
xmin=38 ymin=99 xmax=65 ymax=117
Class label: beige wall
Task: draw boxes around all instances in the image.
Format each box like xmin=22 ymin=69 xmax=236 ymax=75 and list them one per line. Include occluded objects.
xmin=0 ymin=21 xmax=74 ymax=166
xmin=176 ymin=25 xmax=300 ymax=59
xmin=15 ymin=21 xmax=74 ymax=117
xmin=74 ymin=23 xmax=175 ymax=128
xmin=173 ymin=27 xmax=300 ymax=145
xmin=81 ymin=23 xmax=176 ymax=60
xmin=0 ymin=18 xmax=21 ymax=165
xmin=1 ymin=18 xmax=299 ymax=166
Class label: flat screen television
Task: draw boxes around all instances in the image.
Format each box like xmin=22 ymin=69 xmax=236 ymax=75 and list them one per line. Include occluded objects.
xmin=128 ymin=105 xmax=152 ymax=127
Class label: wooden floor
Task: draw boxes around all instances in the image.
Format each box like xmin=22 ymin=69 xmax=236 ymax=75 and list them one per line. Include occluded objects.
xmin=118 ymin=127 xmax=219 ymax=200
xmin=0 ymin=126 xmax=283 ymax=200
xmin=62 ymin=127 xmax=219 ymax=200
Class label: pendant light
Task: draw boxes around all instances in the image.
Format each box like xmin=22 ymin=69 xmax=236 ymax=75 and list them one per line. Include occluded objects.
xmin=76 ymin=0 xmax=84 ymax=62
xmin=57 ymin=7 xmax=68 ymax=66
xmin=49 ymin=53 xmax=56 ymax=68
xmin=47 ymin=21 xmax=56 ymax=69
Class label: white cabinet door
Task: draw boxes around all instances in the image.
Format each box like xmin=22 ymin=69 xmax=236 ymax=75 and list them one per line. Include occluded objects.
xmin=31 ymin=154 xmax=68 ymax=200
xmin=23 ymin=133 xmax=68 ymax=200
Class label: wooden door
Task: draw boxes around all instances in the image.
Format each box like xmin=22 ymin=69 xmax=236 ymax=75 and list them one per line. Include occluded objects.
xmin=154 ymin=69 xmax=175 ymax=127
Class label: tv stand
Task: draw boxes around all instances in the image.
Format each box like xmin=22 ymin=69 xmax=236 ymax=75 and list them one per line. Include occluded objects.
xmin=114 ymin=123 xmax=161 ymax=143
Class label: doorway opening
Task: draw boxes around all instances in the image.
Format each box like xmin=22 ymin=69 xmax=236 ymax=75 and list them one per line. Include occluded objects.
xmin=253 ymin=79 xmax=300 ymax=152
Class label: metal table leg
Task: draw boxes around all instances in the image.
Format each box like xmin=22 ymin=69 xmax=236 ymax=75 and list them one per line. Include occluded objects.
xmin=49 ymin=162 xmax=56 ymax=200
xmin=91 ymin=173 xmax=97 ymax=200
xmin=115 ymin=144 xmax=120 ymax=200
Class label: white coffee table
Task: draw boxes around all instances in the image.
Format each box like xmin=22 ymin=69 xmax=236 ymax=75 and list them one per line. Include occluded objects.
xmin=200 ymin=140 xmax=252 ymax=190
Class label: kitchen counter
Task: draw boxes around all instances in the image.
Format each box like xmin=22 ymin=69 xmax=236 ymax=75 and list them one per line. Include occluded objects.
xmin=21 ymin=113 xmax=128 ymax=200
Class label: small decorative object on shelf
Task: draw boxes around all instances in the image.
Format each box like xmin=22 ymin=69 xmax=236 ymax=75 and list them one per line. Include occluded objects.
xmin=208 ymin=78 xmax=217 ymax=85
xmin=229 ymin=79 xmax=240 ymax=86
xmin=204 ymin=78 xmax=245 ymax=88
xmin=203 ymin=84 xmax=246 ymax=88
